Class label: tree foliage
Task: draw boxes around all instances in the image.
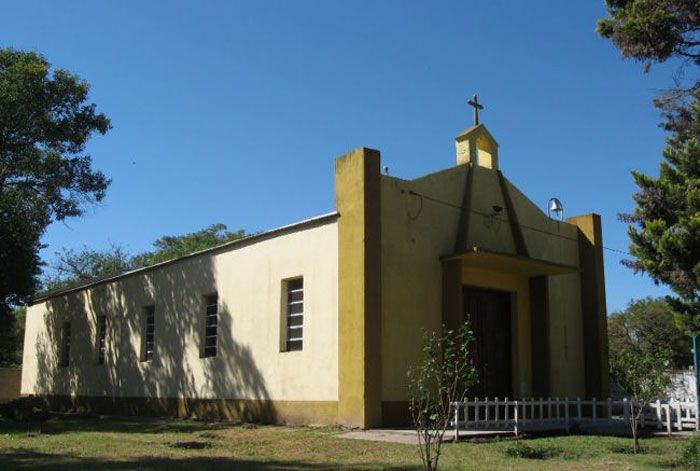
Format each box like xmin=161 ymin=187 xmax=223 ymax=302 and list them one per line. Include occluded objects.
xmin=597 ymin=0 xmax=700 ymax=136
xmin=131 ymin=224 xmax=246 ymax=269
xmin=42 ymin=244 xmax=132 ymax=291
xmin=407 ymin=321 xmax=477 ymax=471
xmin=609 ymin=297 xmax=694 ymax=368
xmin=0 ymin=48 xmax=110 ymax=362
xmin=609 ymin=299 xmax=675 ymax=453
xmin=42 ymin=224 xmax=247 ymax=291
xmin=620 ymin=96 xmax=700 ymax=336
xmin=597 ymin=0 xmax=700 ymax=69
xmin=0 ymin=306 xmax=25 ymax=367
xmin=610 ymin=347 xmax=672 ymax=452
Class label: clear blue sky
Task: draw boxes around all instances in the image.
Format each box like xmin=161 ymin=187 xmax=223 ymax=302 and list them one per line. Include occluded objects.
xmin=2 ymin=0 xmax=681 ymax=312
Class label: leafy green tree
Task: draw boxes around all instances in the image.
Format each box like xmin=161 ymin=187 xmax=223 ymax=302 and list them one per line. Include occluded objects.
xmin=42 ymin=224 xmax=247 ymax=290
xmin=0 ymin=306 xmax=25 ymax=367
xmin=407 ymin=321 xmax=477 ymax=471
xmin=597 ymin=0 xmax=700 ymax=71
xmin=597 ymin=0 xmax=700 ymax=137
xmin=43 ymin=244 xmax=132 ymax=291
xmin=0 ymin=48 xmax=110 ymax=358
xmin=131 ymin=223 xmax=246 ymax=268
xmin=610 ymin=348 xmax=672 ymax=453
xmin=609 ymin=297 xmax=693 ymax=369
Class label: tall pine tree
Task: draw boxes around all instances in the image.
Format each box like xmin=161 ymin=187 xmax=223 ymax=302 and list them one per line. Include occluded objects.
xmin=621 ymin=95 xmax=700 ymax=338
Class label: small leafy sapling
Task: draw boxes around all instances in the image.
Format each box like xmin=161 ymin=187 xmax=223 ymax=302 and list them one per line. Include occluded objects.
xmin=407 ymin=321 xmax=478 ymax=470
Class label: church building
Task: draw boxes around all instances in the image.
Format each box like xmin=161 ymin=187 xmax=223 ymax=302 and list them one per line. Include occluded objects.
xmin=21 ymin=104 xmax=609 ymax=428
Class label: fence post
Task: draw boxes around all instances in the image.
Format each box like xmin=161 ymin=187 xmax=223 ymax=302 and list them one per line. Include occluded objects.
xmin=656 ymin=400 xmax=662 ymax=430
xmin=475 ymin=397 xmax=479 ymax=427
xmin=495 ymin=397 xmax=500 ymax=423
xmin=514 ymin=400 xmax=519 ymax=437
xmin=592 ymin=398 xmax=597 ymax=424
xmin=577 ymin=397 xmax=582 ymax=423
xmin=565 ymin=397 xmax=570 ymax=433
xmin=675 ymin=401 xmax=682 ymax=431
xmin=666 ymin=404 xmax=672 ymax=437
xmin=453 ymin=402 xmax=460 ymax=442
xmin=696 ymin=401 xmax=699 ymax=431
xmin=505 ymin=397 xmax=509 ymax=422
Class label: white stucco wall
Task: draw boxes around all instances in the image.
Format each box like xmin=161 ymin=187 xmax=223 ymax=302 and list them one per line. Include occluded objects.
xmin=21 ymin=218 xmax=339 ymax=403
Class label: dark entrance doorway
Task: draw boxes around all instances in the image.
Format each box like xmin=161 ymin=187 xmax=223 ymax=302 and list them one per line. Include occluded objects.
xmin=463 ymin=286 xmax=513 ymax=398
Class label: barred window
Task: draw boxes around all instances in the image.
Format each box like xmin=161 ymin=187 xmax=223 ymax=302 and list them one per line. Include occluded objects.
xmin=143 ymin=306 xmax=155 ymax=361
xmin=285 ymin=278 xmax=303 ymax=351
xmin=203 ymin=294 xmax=218 ymax=358
xmin=60 ymin=322 xmax=71 ymax=367
xmin=97 ymin=316 xmax=107 ymax=365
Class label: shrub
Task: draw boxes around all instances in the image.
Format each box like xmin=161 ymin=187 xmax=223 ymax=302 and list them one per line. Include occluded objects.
xmin=0 ymin=397 xmax=51 ymax=422
xmin=504 ymin=441 xmax=562 ymax=460
xmin=608 ymin=443 xmax=647 ymax=454
xmin=679 ymin=433 xmax=700 ymax=470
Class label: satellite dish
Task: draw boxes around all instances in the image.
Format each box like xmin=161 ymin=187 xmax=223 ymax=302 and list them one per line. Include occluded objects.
xmin=548 ymin=197 xmax=564 ymax=221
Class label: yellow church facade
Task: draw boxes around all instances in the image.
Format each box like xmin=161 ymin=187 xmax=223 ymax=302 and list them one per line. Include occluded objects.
xmin=21 ymin=121 xmax=608 ymax=429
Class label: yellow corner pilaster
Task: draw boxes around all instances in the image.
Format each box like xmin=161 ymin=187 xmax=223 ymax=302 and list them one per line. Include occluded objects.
xmin=566 ymin=213 xmax=609 ymax=399
xmin=335 ymin=147 xmax=382 ymax=428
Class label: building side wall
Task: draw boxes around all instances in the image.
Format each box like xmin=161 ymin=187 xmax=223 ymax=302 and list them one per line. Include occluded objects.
xmin=21 ymin=222 xmax=339 ymax=423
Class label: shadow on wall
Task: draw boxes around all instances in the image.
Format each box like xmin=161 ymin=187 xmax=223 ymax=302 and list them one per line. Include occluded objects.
xmin=34 ymin=254 xmax=276 ymax=422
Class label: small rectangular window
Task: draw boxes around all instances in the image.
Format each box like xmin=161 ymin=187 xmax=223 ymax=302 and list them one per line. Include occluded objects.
xmin=97 ymin=316 xmax=107 ymax=365
xmin=203 ymin=294 xmax=218 ymax=358
xmin=143 ymin=306 xmax=155 ymax=362
xmin=60 ymin=322 xmax=71 ymax=367
xmin=285 ymin=278 xmax=304 ymax=351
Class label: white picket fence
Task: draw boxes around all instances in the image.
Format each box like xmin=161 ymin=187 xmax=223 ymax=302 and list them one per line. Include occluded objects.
xmin=452 ymin=397 xmax=699 ymax=440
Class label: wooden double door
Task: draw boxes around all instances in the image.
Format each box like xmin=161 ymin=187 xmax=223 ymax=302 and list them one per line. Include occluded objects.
xmin=463 ymin=286 xmax=513 ymax=398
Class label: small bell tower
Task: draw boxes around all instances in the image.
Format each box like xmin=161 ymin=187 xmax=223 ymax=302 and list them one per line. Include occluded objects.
xmin=455 ymin=95 xmax=499 ymax=169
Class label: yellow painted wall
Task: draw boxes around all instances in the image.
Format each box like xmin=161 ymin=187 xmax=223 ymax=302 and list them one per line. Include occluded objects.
xmin=379 ymin=154 xmax=592 ymax=402
xmin=21 ymin=220 xmax=340 ymax=414
xmin=503 ymin=176 xmax=587 ymax=396
xmin=548 ymin=274 xmax=585 ymax=396
xmin=380 ymin=166 xmax=467 ymax=401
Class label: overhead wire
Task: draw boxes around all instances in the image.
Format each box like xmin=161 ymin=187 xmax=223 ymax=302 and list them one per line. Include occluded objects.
xmin=406 ymin=189 xmax=632 ymax=257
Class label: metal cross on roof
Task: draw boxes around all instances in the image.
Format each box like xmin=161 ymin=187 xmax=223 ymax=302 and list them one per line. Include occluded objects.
xmin=467 ymin=94 xmax=484 ymax=126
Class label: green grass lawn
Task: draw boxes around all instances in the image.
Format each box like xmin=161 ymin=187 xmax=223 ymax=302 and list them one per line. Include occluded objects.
xmin=0 ymin=416 xmax=693 ymax=470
